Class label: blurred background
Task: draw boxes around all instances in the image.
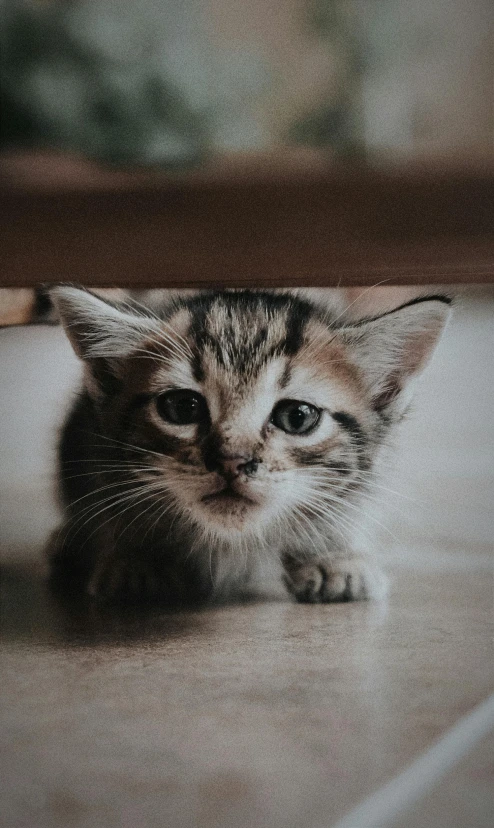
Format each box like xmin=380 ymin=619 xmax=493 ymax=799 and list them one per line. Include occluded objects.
xmin=1 ymin=0 xmax=492 ymax=167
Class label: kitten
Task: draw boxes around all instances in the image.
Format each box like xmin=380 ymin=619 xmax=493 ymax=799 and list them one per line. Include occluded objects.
xmin=49 ymin=287 xmax=451 ymax=604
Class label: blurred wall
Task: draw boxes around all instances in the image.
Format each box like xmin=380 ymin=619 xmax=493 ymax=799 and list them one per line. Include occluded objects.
xmin=2 ymin=0 xmax=492 ymax=162
xmin=207 ymin=0 xmax=493 ymax=158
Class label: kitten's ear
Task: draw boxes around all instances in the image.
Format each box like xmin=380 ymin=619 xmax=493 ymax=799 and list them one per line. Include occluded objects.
xmin=341 ymin=296 xmax=452 ymax=413
xmin=51 ymin=286 xmax=156 ymax=361
xmin=51 ymin=286 xmax=157 ymax=397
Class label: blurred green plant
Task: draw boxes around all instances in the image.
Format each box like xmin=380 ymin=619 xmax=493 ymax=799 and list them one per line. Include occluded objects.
xmin=0 ymin=0 xmax=366 ymax=166
xmin=288 ymin=0 xmax=366 ymax=156
xmin=0 ymin=0 xmax=269 ymax=166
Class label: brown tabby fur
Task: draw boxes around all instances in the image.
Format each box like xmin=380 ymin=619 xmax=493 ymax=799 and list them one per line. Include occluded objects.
xmin=48 ymin=287 xmax=451 ymax=605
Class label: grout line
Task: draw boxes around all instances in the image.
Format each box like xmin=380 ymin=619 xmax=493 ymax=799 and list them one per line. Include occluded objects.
xmin=329 ymin=692 xmax=494 ymax=828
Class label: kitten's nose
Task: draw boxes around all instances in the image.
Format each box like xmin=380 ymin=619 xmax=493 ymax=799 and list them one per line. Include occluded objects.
xmin=215 ymin=454 xmax=259 ymax=479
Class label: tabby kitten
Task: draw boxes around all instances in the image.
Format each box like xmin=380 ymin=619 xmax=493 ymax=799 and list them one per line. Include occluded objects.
xmin=50 ymin=287 xmax=451 ymax=604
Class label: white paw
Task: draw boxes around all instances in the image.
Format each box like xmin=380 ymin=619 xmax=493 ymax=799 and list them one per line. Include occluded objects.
xmin=284 ymin=558 xmax=388 ymax=603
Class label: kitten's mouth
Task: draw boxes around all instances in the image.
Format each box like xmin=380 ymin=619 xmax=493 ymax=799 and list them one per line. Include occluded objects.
xmin=201 ymin=486 xmax=256 ymax=507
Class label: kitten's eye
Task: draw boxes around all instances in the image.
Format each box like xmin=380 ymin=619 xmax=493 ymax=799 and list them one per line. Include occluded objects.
xmin=156 ymin=390 xmax=208 ymax=425
xmin=271 ymin=400 xmax=321 ymax=435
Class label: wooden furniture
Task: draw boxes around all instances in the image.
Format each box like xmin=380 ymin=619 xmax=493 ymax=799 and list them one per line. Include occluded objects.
xmin=1 ymin=151 xmax=493 ymax=288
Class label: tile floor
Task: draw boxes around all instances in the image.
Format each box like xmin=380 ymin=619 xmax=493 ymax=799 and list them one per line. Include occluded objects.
xmin=1 ymin=289 xmax=493 ymax=828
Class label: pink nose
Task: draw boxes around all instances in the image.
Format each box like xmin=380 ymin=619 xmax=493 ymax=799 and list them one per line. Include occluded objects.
xmin=217 ymin=455 xmax=259 ymax=479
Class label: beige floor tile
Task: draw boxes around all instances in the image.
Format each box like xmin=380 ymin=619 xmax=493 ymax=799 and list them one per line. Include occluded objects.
xmin=1 ymin=564 xmax=493 ymax=828
xmin=390 ymin=730 xmax=494 ymax=828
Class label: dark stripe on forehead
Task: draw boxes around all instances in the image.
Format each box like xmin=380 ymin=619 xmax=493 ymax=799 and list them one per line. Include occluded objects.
xmin=184 ymin=290 xmax=316 ymax=373
xmin=191 ymin=351 xmax=205 ymax=382
xmin=279 ymin=363 xmax=292 ymax=389
xmin=281 ymin=297 xmax=313 ymax=356
xmin=185 ymin=290 xmax=311 ymax=326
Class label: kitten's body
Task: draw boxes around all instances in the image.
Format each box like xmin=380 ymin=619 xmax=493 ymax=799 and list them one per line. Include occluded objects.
xmin=50 ymin=288 xmax=450 ymax=605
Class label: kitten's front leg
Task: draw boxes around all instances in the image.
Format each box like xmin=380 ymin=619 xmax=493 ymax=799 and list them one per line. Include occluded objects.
xmin=87 ymin=547 xmax=192 ymax=605
xmin=49 ymin=524 xmax=178 ymax=603
xmin=282 ymin=553 xmax=388 ymax=603
xmin=87 ymin=550 xmax=161 ymax=602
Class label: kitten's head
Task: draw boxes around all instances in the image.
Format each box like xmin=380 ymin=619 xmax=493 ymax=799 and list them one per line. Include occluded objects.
xmin=53 ymin=288 xmax=451 ymax=542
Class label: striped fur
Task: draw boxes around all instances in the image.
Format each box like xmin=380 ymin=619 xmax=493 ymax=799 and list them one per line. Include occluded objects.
xmin=49 ymin=287 xmax=451 ymax=604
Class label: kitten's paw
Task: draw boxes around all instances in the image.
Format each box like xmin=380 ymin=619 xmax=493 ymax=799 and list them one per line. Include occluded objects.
xmin=283 ymin=558 xmax=388 ymax=603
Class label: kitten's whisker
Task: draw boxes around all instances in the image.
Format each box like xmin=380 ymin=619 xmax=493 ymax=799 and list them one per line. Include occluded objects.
xmin=113 ymin=488 xmax=175 ymax=544
xmin=128 ymin=348 xmax=176 ymax=364
xmin=111 ymin=298 xmax=193 ymax=358
xmin=327 ymin=278 xmax=393 ymax=328
xmin=130 ymin=329 xmax=192 ymax=362
xmin=114 ymin=296 xmax=162 ymax=322
xmin=64 ymin=489 xmax=148 ymax=538
xmin=153 ymin=320 xmax=195 ymax=356
xmin=316 ymin=491 xmax=402 ymax=545
xmin=64 ymin=478 xmax=147 ymax=511
xmin=62 ymin=459 xmax=156 ymax=467
xmin=305 ymin=503 xmax=372 ymax=551
xmin=295 ymin=504 xmax=351 ymax=555
xmin=296 ymin=464 xmax=417 ymax=497
xmin=290 ymin=506 xmax=320 ymax=551
xmin=354 ymin=488 xmax=418 ymax=524
xmin=144 ymin=327 xmax=193 ymax=361
xmin=79 ymin=483 xmax=171 ymax=548
xmin=298 ymin=497 xmax=360 ymax=546
xmin=139 ymin=497 xmax=177 ymax=545
xmin=304 ymin=471 xmax=417 ymax=503
xmin=300 ymin=494 xmax=373 ymax=552
xmin=82 ymin=432 xmax=174 ymax=461
xmin=62 ymin=466 xmax=159 ymax=482
xmin=65 ymin=480 xmax=168 ymax=539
